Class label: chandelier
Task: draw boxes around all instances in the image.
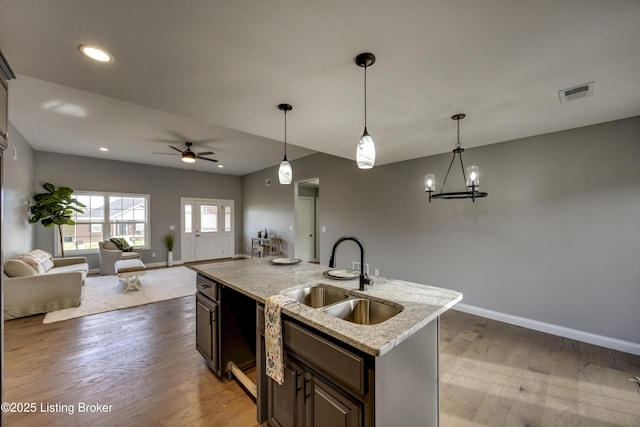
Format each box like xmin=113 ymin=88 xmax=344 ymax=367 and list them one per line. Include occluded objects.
xmin=425 ymin=114 xmax=487 ymax=202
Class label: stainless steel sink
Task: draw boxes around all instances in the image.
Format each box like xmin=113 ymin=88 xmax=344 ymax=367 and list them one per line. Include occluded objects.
xmin=284 ymin=284 xmax=349 ymax=308
xmin=322 ymin=298 xmax=403 ymax=325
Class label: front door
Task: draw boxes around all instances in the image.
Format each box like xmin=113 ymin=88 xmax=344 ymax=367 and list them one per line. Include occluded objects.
xmin=181 ymin=198 xmax=234 ymax=262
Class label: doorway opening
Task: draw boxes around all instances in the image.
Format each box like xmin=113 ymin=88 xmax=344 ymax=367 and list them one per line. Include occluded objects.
xmin=294 ymin=178 xmax=319 ymax=263
xmin=181 ymin=198 xmax=234 ymax=262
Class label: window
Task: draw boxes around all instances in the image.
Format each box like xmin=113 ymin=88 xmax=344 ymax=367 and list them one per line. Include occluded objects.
xmin=200 ymin=205 xmax=218 ymax=233
xmin=184 ymin=204 xmax=192 ymax=233
xmin=224 ymin=205 xmax=231 ymax=232
xmin=58 ymin=192 xmax=150 ymax=254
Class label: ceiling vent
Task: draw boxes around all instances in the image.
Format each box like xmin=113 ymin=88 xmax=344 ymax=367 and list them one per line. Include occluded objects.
xmin=558 ymin=82 xmax=594 ymax=103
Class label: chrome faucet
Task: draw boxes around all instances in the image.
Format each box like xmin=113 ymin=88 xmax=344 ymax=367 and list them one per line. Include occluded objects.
xmin=329 ymin=235 xmax=373 ymax=291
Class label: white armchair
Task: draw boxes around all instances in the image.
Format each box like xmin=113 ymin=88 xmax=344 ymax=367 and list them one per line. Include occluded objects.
xmin=99 ymin=240 xmax=141 ymax=275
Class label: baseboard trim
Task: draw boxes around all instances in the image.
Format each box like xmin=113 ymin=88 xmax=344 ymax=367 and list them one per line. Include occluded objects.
xmin=454 ymin=303 xmax=640 ymax=356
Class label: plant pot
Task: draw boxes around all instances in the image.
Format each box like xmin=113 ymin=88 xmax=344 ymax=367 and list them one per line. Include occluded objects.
xmin=167 ymin=251 xmax=174 ymax=267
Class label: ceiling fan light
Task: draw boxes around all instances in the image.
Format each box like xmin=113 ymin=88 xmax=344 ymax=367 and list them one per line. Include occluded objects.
xmin=182 ymin=152 xmax=196 ymax=163
xmin=356 ymin=128 xmax=375 ymax=169
xmin=279 ymin=159 xmax=292 ymax=184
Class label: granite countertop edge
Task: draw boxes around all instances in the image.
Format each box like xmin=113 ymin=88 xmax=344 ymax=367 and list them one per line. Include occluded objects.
xmin=193 ymin=258 xmax=463 ymax=357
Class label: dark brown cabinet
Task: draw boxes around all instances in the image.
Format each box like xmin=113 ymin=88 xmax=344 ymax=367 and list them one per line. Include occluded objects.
xmin=304 ymin=372 xmax=362 ymax=427
xmin=268 ymin=356 xmax=305 ymax=427
xmin=264 ymin=316 xmax=366 ymax=427
xmin=196 ymin=273 xmax=257 ymax=378
xmin=195 ymin=295 xmax=217 ymax=367
xmin=196 ymin=275 xmax=219 ymax=375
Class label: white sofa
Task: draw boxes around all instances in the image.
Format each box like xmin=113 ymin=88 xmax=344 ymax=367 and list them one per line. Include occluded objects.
xmin=3 ymin=249 xmax=88 ymax=320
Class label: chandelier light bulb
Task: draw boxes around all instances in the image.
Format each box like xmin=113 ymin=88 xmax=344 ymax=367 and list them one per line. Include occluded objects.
xmin=425 ymin=174 xmax=435 ymax=192
xmin=466 ymin=165 xmax=480 ymax=188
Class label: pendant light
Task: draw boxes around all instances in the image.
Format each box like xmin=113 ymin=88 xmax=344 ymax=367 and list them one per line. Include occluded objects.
xmin=425 ymin=114 xmax=488 ymax=202
xmin=355 ymin=52 xmax=376 ymax=169
xmin=278 ymin=103 xmax=293 ymax=184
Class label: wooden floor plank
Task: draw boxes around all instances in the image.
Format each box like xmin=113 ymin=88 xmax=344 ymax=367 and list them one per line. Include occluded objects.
xmin=4 ymin=297 xmax=640 ymax=426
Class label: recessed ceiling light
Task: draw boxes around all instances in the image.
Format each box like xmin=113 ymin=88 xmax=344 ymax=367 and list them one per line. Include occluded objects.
xmin=78 ymin=45 xmax=114 ymax=63
xmin=218 ymin=164 xmax=224 ymax=168
xmin=99 ymin=147 xmax=109 ymax=152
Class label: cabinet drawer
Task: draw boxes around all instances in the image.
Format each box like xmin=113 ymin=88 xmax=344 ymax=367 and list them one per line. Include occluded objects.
xmin=283 ymin=320 xmax=365 ymax=394
xmin=197 ymin=274 xmax=219 ymax=301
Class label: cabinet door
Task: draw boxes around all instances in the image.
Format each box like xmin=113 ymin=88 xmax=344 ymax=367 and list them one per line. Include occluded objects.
xmin=305 ymin=374 xmax=363 ymax=427
xmin=195 ymin=296 xmax=217 ymax=371
xmin=268 ymin=357 xmax=304 ymax=427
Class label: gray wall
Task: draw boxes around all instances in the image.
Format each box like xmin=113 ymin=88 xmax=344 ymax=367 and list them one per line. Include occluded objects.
xmin=242 ymin=116 xmax=640 ymax=345
xmin=33 ymin=152 xmax=243 ymax=269
xmin=2 ymin=123 xmax=34 ymax=259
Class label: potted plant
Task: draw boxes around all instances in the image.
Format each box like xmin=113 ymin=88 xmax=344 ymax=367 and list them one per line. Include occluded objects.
xmin=162 ymin=233 xmax=176 ymax=267
xmin=29 ymin=183 xmax=85 ymax=257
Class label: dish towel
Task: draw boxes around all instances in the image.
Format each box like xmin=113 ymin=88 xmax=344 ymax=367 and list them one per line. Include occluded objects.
xmin=265 ymin=294 xmax=295 ymax=385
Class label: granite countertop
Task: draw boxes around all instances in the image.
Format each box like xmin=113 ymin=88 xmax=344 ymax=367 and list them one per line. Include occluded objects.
xmin=193 ymin=257 xmax=462 ymax=357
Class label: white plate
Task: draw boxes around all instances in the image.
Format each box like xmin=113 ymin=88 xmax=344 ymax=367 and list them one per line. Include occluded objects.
xmin=271 ymin=258 xmax=300 ymax=265
xmin=326 ymin=269 xmax=359 ymax=279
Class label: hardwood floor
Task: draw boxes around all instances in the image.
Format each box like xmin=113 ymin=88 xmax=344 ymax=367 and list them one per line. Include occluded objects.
xmin=3 ymin=296 xmax=261 ymax=427
xmin=439 ymin=310 xmax=640 ymax=426
xmin=4 ymin=298 xmax=640 ymax=426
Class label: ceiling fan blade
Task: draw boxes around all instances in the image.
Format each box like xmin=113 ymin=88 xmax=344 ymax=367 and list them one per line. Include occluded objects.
xmin=197 ymin=156 xmax=218 ymax=163
xmin=197 ymin=151 xmax=215 ymax=156
xmin=169 ymin=145 xmax=184 ymax=153
xmin=153 ymin=152 xmax=180 ymax=155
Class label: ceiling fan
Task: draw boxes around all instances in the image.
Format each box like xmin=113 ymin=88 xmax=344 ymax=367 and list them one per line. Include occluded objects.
xmin=155 ymin=142 xmax=218 ymax=163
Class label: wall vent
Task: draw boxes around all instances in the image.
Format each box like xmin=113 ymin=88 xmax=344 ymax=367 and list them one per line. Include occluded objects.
xmin=558 ymin=81 xmax=594 ymax=103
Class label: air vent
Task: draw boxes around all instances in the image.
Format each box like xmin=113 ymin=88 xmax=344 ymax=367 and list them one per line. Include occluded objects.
xmin=558 ymin=82 xmax=594 ymax=103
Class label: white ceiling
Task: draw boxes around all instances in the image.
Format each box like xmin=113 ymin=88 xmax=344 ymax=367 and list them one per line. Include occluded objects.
xmin=1 ymin=0 xmax=639 ymax=175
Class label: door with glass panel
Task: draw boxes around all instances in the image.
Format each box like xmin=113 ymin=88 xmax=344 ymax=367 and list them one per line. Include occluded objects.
xmin=181 ymin=198 xmax=234 ymax=262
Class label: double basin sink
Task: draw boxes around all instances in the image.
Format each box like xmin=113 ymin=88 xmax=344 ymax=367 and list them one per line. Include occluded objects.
xmin=283 ymin=284 xmax=403 ymax=325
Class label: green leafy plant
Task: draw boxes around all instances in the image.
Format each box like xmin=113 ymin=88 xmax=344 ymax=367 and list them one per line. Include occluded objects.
xmin=162 ymin=233 xmax=176 ymax=252
xmin=28 ymin=183 xmax=85 ymax=257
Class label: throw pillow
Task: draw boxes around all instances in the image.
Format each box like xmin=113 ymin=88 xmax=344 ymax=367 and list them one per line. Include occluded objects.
xmin=110 ymin=237 xmax=132 ymax=252
xmin=4 ymin=259 xmax=38 ymax=277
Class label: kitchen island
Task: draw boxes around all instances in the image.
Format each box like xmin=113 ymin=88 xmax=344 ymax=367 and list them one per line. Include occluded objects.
xmin=194 ymin=257 xmax=462 ymax=426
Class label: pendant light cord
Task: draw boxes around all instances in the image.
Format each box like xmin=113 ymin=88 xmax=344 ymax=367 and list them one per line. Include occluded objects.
xmin=363 ymin=65 xmax=368 ymax=127
xmin=283 ymin=109 xmax=288 ymax=160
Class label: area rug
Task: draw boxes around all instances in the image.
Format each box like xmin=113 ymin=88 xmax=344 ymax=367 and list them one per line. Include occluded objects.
xmin=43 ymin=266 xmax=197 ymax=324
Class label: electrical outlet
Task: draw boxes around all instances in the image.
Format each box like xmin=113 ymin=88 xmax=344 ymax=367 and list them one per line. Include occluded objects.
xmin=374 ymin=268 xmax=379 ymax=276
xmin=352 ymin=262 xmax=369 ymax=274
xmin=152 ymin=252 xmax=156 ymax=258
